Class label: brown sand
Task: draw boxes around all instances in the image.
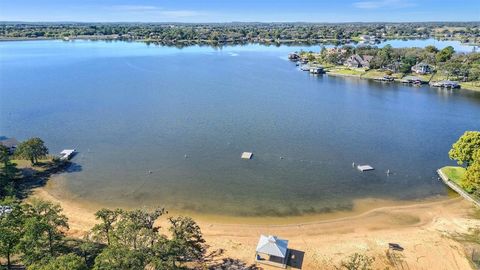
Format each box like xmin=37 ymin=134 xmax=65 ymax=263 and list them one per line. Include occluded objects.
xmin=32 ymin=183 xmax=480 ymax=270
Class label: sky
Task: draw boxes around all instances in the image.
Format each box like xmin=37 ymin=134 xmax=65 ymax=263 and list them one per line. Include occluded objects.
xmin=0 ymin=0 xmax=479 ymax=23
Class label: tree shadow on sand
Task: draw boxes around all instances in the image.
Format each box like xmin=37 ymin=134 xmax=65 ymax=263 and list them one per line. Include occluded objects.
xmin=15 ymin=160 xmax=82 ymax=199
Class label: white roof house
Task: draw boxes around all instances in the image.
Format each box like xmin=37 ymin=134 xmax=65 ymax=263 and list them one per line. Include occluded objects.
xmin=255 ymin=235 xmax=289 ymax=268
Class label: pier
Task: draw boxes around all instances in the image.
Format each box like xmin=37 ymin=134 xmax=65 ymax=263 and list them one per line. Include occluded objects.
xmin=60 ymin=149 xmax=76 ymax=160
xmin=241 ymin=152 xmax=253 ymax=159
xmin=357 ymin=165 xmax=374 ymax=172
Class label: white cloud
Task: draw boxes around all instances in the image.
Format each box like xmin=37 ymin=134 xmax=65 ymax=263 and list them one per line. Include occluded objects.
xmin=353 ymin=0 xmax=416 ymax=9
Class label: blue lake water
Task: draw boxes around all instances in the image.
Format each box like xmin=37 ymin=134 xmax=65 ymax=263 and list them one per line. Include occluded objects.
xmin=1 ymin=40 xmax=480 ymax=216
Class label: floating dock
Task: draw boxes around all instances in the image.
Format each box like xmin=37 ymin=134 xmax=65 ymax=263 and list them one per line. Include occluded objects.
xmin=357 ymin=165 xmax=374 ymax=172
xmin=60 ymin=149 xmax=76 ymax=160
xmin=241 ymin=152 xmax=253 ymax=160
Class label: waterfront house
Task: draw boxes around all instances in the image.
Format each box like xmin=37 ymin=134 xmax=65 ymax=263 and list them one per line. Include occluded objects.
xmin=0 ymin=137 xmax=19 ymax=154
xmin=360 ymin=35 xmax=372 ymax=41
xmin=345 ymin=54 xmax=373 ymax=68
xmin=412 ymin=63 xmax=433 ymax=74
xmin=288 ymin=52 xmax=300 ymax=61
xmin=255 ymin=235 xmax=289 ymax=268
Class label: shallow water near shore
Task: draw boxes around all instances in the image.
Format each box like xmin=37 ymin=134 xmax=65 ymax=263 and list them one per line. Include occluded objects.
xmin=2 ymin=40 xmax=480 ymax=217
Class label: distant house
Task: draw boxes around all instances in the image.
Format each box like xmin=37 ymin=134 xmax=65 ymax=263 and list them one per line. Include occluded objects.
xmin=411 ymin=63 xmax=433 ymax=75
xmin=0 ymin=137 xmax=19 ymax=154
xmin=345 ymin=54 xmax=374 ymax=68
xmin=326 ymin=47 xmax=347 ymax=55
xmin=288 ymin=52 xmax=300 ymax=61
xmin=359 ymin=35 xmax=372 ymax=41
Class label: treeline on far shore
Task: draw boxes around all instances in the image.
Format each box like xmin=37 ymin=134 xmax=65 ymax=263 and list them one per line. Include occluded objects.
xmin=0 ymin=22 xmax=478 ymax=45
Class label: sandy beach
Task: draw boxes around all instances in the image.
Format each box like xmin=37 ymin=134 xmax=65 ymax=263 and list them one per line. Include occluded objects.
xmin=31 ymin=180 xmax=480 ymax=270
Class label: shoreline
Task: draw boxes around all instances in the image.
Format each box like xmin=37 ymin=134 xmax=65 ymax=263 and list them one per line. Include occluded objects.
xmin=324 ymin=70 xmax=480 ymax=92
xmin=31 ymin=184 xmax=480 ymax=269
xmin=37 ymin=173 xmax=457 ymax=226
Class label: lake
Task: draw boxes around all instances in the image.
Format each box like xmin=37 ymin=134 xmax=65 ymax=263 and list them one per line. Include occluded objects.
xmin=1 ymin=40 xmax=480 ymax=217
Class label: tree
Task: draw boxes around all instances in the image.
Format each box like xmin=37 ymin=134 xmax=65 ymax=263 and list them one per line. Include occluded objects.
xmin=449 ymin=131 xmax=480 ymax=166
xmin=464 ymin=149 xmax=480 ymax=195
xmin=18 ymin=199 xmax=69 ymax=266
xmin=0 ymin=199 xmax=24 ymax=269
xmin=167 ymin=216 xmax=207 ymax=267
xmin=0 ymin=145 xmax=20 ymax=199
xmin=113 ymin=208 xmax=165 ymax=250
xmin=399 ymin=55 xmax=417 ymax=74
xmin=375 ymin=44 xmax=393 ymax=68
xmin=436 ymin=46 xmax=455 ymax=63
xmin=91 ymin=209 xmax=121 ymax=246
xmin=336 ymin=253 xmax=375 ymax=270
xmin=29 ymin=254 xmax=88 ymax=270
xmin=93 ymin=246 xmax=146 ymax=270
xmin=15 ymin=137 xmax=49 ymax=165
xmin=425 ymin=45 xmax=439 ymax=53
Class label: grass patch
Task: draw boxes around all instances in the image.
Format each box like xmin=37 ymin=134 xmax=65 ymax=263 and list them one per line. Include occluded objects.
xmin=461 ymin=81 xmax=480 ymax=92
xmin=440 ymin=166 xmax=472 ymax=192
xmin=10 ymin=157 xmax=54 ymax=171
xmin=328 ymin=67 xmax=365 ymax=76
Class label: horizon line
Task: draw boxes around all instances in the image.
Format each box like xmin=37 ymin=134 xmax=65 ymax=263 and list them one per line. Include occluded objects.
xmin=1 ymin=20 xmax=479 ymax=24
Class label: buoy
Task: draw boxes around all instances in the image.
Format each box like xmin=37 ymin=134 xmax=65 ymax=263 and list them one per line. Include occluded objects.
xmin=148 ymin=170 xmax=152 ymax=174
xmin=386 ymin=169 xmax=391 ymax=175
xmin=184 ymin=154 xmax=188 ymax=159
xmin=280 ymin=156 xmax=284 ymax=160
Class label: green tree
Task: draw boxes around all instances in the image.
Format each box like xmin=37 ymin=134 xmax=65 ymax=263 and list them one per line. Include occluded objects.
xmin=15 ymin=137 xmax=49 ymax=165
xmin=436 ymin=46 xmax=455 ymax=63
xmin=113 ymin=208 xmax=165 ymax=250
xmin=464 ymin=150 xmax=480 ymax=195
xmin=336 ymin=253 xmax=375 ymax=270
xmin=0 ymin=199 xmax=24 ymax=269
xmin=400 ymin=55 xmax=417 ymax=74
xmin=91 ymin=209 xmax=121 ymax=246
xmin=0 ymin=145 xmax=20 ymax=198
xmin=167 ymin=216 xmax=207 ymax=268
xmin=29 ymin=254 xmax=88 ymax=270
xmin=93 ymin=246 xmax=146 ymax=270
xmin=449 ymin=131 xmax=480 ymax=166
xmin=18 ymin=199 xmax=69 ymax=266
xmin=375 ymin=44 xmax=393 ymax=68
xmin=425 ymin=45 xmax=439 ymax=53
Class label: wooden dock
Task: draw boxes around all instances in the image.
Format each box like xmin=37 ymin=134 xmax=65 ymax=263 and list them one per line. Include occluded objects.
xmin=437 ymin=169 xmax=480 ymax=207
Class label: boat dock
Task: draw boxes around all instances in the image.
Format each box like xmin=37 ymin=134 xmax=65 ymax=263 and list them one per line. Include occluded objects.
xmin=60 ymin=149 xmax=76 ymax=160
xmin=357 ymin=165 xmax=374 ymax=172
xmin=241 ymin=152 xmax=253 ymax=159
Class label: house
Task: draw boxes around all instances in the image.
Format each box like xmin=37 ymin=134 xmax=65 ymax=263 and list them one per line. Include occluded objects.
xmin=412 ymin=63 xmax=433 ymax=74
xmin=345 ymin=54 xmax=374 ymax=68
xmin=359 ymin=35 xmax=372 ymax=41
xmin=288 ymin=52 xmax=300 ymax=61
xmin=0 ymin=137 xmax=19 ymax=154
